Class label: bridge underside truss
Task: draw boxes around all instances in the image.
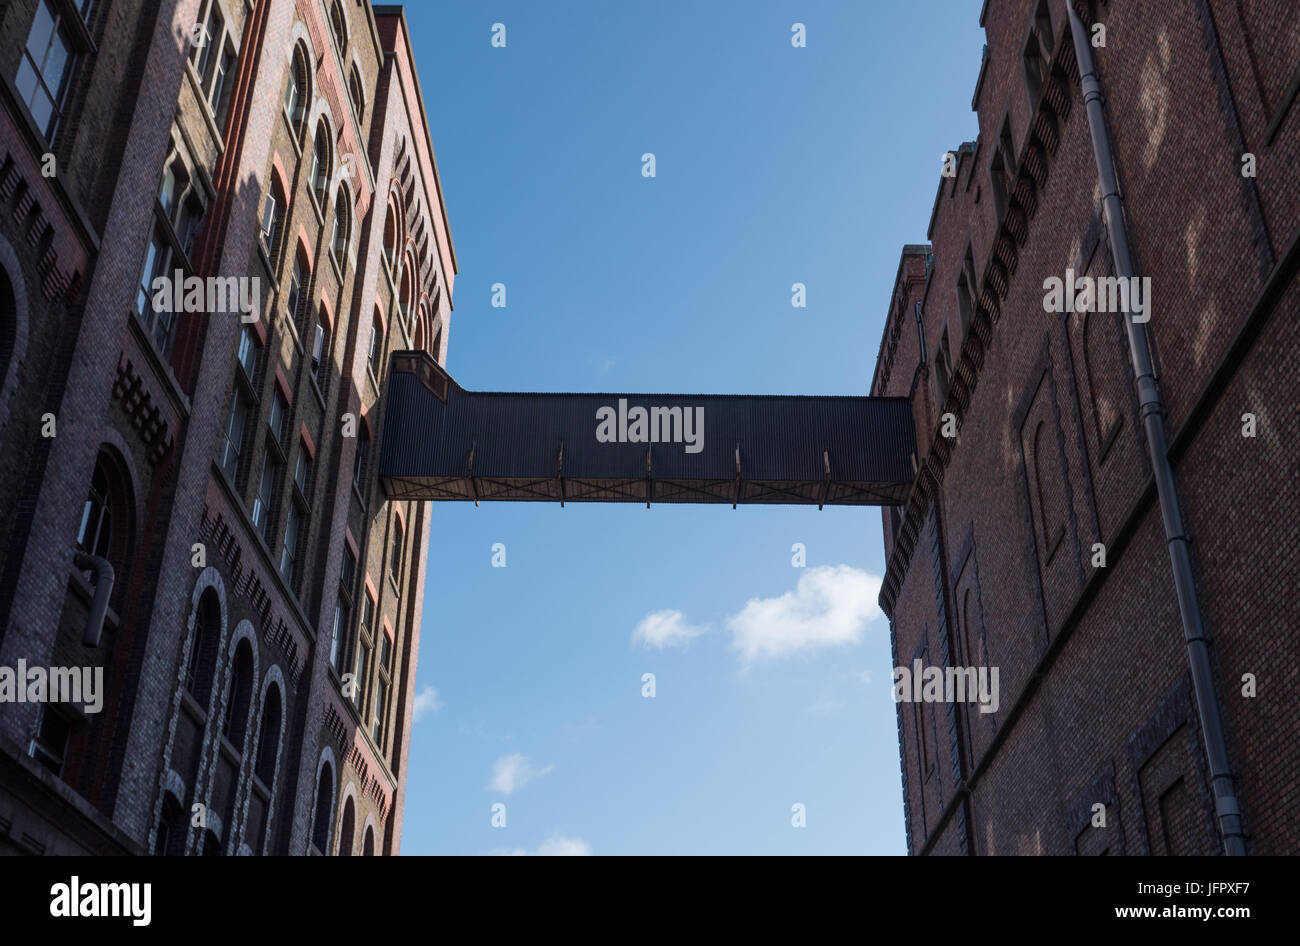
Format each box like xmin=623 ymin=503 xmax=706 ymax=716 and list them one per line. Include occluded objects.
xmin=378 ymin=352 xmax=916 ymax=508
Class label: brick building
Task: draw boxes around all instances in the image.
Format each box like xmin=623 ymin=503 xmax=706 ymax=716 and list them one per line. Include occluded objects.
xmin=0 ymin=0 xmax=454 ymax=855
xmin=873 ymin=0 xmax=1298 ymax=855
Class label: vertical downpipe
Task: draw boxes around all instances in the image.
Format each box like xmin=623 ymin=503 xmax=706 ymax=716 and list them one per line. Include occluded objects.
xmin=1067 ymin=3 xmax=1246 ymax=855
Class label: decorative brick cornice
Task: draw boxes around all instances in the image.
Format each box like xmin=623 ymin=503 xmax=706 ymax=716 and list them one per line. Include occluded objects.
xmin=197 ymin=504 xmax=308 ymax=682
xmin=880 ymin=37 xmax=1079 ymax=619
xmin=111 ymin=355 xmax=176 ymax=465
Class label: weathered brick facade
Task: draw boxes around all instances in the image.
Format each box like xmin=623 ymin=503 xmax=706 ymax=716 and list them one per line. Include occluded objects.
xmin=0 ymin=0 xmax=454 ymax=855
xmin=873 ymin=0 xmax=1298 ymax=855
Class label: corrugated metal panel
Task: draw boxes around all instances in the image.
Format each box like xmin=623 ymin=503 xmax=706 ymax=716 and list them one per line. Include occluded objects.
xmin=378 ymin=352 xmax=916 ymax=506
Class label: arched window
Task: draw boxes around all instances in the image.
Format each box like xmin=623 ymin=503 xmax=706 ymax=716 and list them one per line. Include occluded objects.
xmin=76 ymin=450 xmax=133 ymax=598
xmin=363 ymin=825 xmax=375 ymax=856
xmin=353 ymin=427 xmax=370 ymax=495
xmin=367 ymin=314 xmax=383 ymax=376
xmin=389 ymin=513 xmax=404 ymax=587
xmin=254 ymin=681 xmax=282 ymax=785
xmin=311 ymin=305 xmax=331 ymax=391
xmin=185 ymin=589 xmax=222 ymax=706
xmin=329 ymin=0 xmax=347 ymax=53
xmin=431 ymin=325 xmax=442 ymax=364
xmin=287 ymin=245 xmax=310 ymax=330
xmin=310 ymin=124 xmax=331 ymax=207
xmin=201 ymin=830 xmax=222 ymax=856
xmin=77 ymin=461 xmax=113 ymax=561
xmin=398 ymin=259 xmax=413 ymax=330
xmin=382 ymin=200 xmax=398 ymax=269
xmin=260 ymin=175 xmax=287 ymax=259
xmin=221 ymin=639 xmax=254 ymax=753
xmin=348 ymin=65 xmax=365 ymax=124
xmin=331 ymin=186 xmax=351 ymax=263
xmin=155 ymin=792 xmax=186 ymax=856
xmin=284 ymin=44 xmax=309 ymax=139
xmin=338 ymin=796 xmax=355 ymax=856
xmin=311 ymin=761 xmax=334 ymax=854
xmin=413 ymin=305 xmax=427 ymax=350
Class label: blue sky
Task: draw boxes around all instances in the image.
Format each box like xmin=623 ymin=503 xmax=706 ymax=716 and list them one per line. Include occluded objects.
xmin=397 ymin=0 xmax=983 ymax=855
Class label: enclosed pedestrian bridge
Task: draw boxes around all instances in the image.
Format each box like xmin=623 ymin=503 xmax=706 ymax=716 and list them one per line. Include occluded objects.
xmin=378 ymin=352 xmax=917 ymax=507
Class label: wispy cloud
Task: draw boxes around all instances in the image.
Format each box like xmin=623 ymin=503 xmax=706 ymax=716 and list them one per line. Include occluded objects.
xmin=631 ymin=609 xmax=708 ymax=650
xmin=486 ymin=753 xmax=554 ymax=795
xmin=599 ymin=357 xmax=616 ymax=374
xmin=412 ymin=686 xmax=444 ymax=722
xmin=725 ymin=565 xmax=883 ymax=665
xmin=498 ymin=834 xmax=592 ymax=856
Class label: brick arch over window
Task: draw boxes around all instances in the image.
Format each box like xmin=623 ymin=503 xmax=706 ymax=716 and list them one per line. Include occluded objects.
xmin=241 ymin=664 xmax=286 ymax=854
xmin=361 ymin=813 xmax=378 ymax=855
xmin=202 ymin=621 xmax=259 ymax=853
xmin=309 ymin=120 xmax=333 ymax=207
xmin=308 ymin=747 xmax=337 ymax=854
xmin=337 ymin=783 xmax=358 ymax=855
xmin=76 ymin=444 xmax=137 ymax=605
xmin=283 ymin=38 xmax=312 ymax=141
xmin=148 ymin=567 xmax=229 ymax=855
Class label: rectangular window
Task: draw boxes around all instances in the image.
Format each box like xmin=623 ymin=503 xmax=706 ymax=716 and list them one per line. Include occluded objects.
xmin=353 ymin=639 xmax=370 ymax=709
xmin=237 ymin=324 xmax=259 ymax=382
xmin=260 ymin=190 xmax=279 ymax=253
xmin=252 ymin=455 xmax=277 ymax=541
xmin=220 ymin=389 xmax=248 ymax=481
xmin=312 ymin=321 xmax=328 ymax=384
xmin=29 ymin=707 xmax=70 ymax=776
xmin=389 ymin=519 xmax=403 ymax=586
xmin=294 ymin=447 xmax=312 ymax=497
xmin=341 ymin=545 xmax=356 ymax=593
xmin=287 ymin=260 xmax=304 ymax=326
xmin=210 ymin=43 xmax=235 ymax=123
xmin=371 ymin=676 xmax=388 ymax=744
xmin=330 ymin=598 xmax=347 ymax=675
xmin=268 ymin=390 xmax=289 ymax=447
xmin=353 ymin=437 xmax=369 ymax=494
xmin=15 ymin=0 xmax=75 ymax=141
xmin=279 ymin=503 xmax=300 ymax=585
xmin=136 ymin=225 xmax=178 ymax=358
xmin=360 ymin=591 xmax=375 ymax=633
xmin=379 ymin=632 xmax=392 ymax=671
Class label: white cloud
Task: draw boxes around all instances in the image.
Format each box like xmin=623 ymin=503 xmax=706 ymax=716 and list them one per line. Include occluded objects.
xmin=725 ymin=565 xmax=883 ymax=664
xmin=486 ymin=753 xmax=553 ymax=795
xmin=499 ymin=834 xmax=592 ymax=856
xmin=412 ymin=686 xmax=444 ymax=722
xmin=631 ymin=609 xmax=707 ymax=650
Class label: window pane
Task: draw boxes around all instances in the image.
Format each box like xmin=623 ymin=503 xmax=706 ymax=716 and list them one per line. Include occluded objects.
xmin=331 ymin=601 xmax=346 ymax=674
xmin=237 ymin=325 xmax=257 ymax=380
xmin=212 ymin=46 xmax=235 ymax=119
xmin=353 ymin=641 xmax=369 ymax=708
xmin=44 ymin=32 xmax=70 ymax=96
xmin=253 ymin=458 xmax=275 ymax=539
xmin=27 ymin=2 xmax=56 ymax=62
xmin=15 ymin=58 xmax=40 ymax=108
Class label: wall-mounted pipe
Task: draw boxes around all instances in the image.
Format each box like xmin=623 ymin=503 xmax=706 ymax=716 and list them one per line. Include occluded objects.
xmin=1066 ymin=2 xmax=1246 ymax=856
xmin=74 ymin=551 xmax=114 ymax=648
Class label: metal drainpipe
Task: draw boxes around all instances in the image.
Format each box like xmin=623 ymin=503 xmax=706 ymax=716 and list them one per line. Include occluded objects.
xmin=1067 ymin=3 xmax=1246 ymax=855
xmin=74 ymin=551 xmax=114 ymax=648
